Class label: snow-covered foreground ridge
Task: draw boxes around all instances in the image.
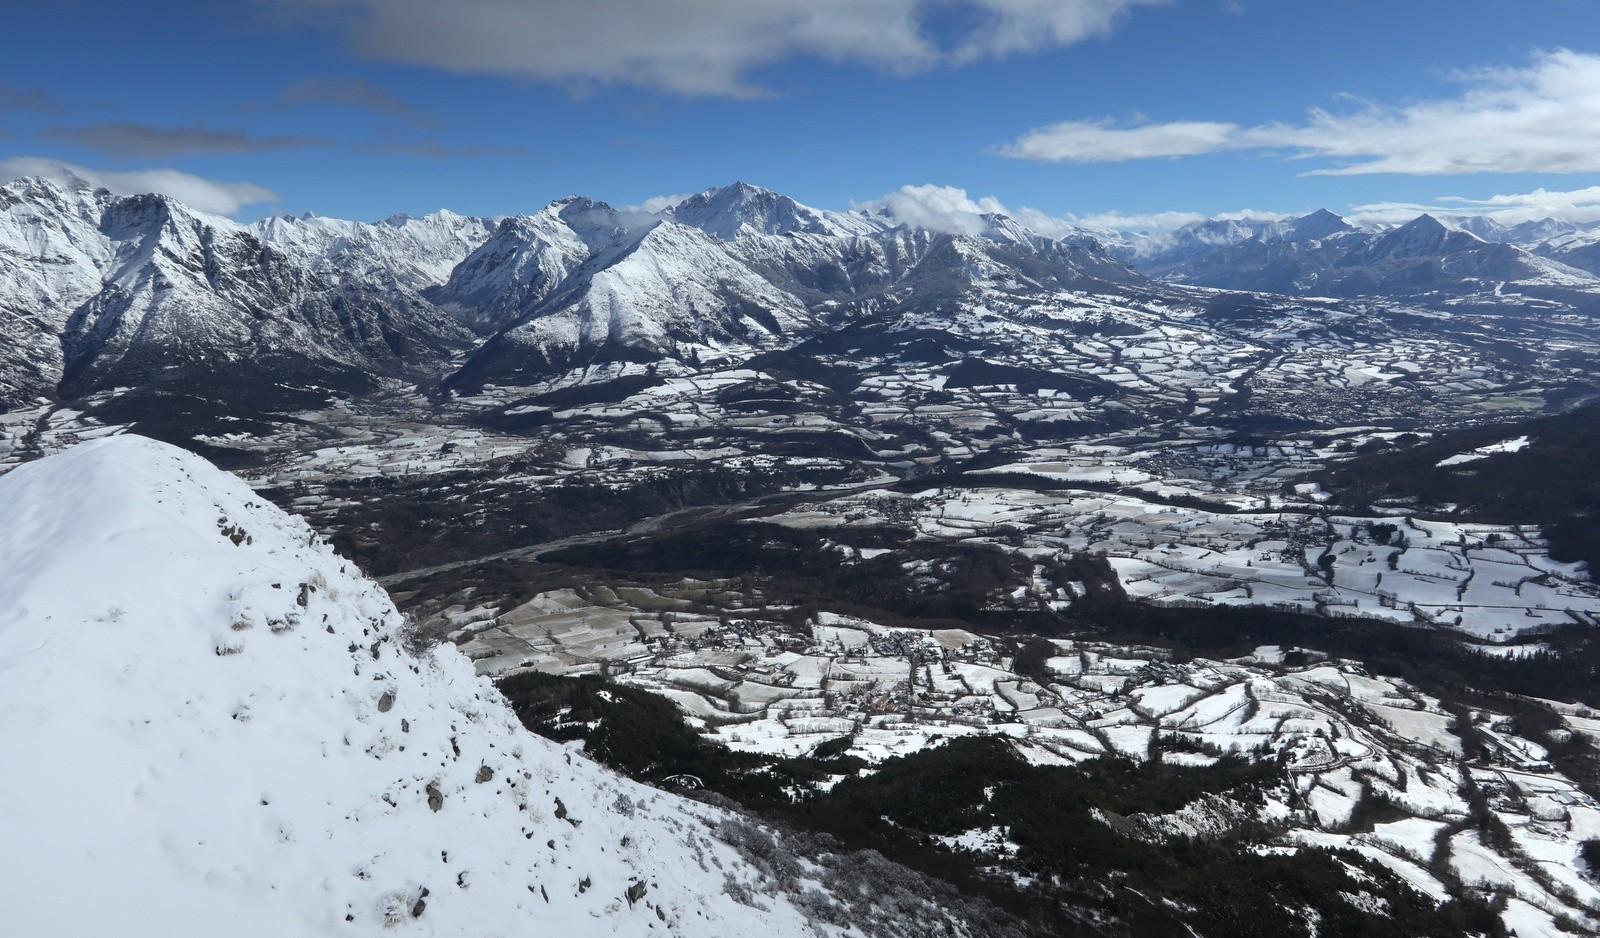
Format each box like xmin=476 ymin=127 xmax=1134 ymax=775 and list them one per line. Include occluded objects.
xmin=0 ymin=435 xmax=827 ymax=937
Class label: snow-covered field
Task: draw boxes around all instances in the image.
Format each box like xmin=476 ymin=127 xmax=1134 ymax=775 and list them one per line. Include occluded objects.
xmin=770 ymin=484 xmax=1600 ymax=641
xmin=443 ymin=575 xmax=1600 ymax=933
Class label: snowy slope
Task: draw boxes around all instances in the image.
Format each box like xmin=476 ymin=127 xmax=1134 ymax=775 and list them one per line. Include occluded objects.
xmin=1440 ymin=214 xmax=1600 ymax=276
xmin=1339 ymin=214 xmax=1595 ymax=287
xmin=529 ymin=218 xmax=815 ymax=348
xmin=667 ymin=185 xmax=929 ymax=309
xmin=0 ymin=435 xmax=842 ymax=937
xmin=1110 ymin=215 xmax=1302 ymax=264
xmin=682 ymin=186 xmax=1136 ymax=307
xmin=1534 ymin=225 xmax=1600 ymax=276
xmin=65 ymin=192 xmax=471 ymax=395
xmin=1450 ymin=216 xmax=1585 ymax=246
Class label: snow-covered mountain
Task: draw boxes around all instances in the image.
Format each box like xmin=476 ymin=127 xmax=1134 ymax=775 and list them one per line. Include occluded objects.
xmin=9 ymin=175 xmax=1600 ymax=412
xmin=1445 ymin=215 xmax=1586 ymax=247
xmin=0 ymin=176 xmax=110 ymax=404
xmin=1128 ymin=208 xmax=1598 ymax=296
xmin=442 ymin=183 xmax=1139 ymax=389
xmin=0 ymin=176 xmax=1166 ymax=404
xmin=0 ymin=434 xmax=978 ymax=937
xmin=1531 ymin=225 xmax=1600 ymax=276
xmin=1115 ymin=210 xmax=1359 ymax=294
xmin=449 ymin=205 xmax=818 ymax=388
xmin=667 ymin=181 xmax=886 ymax=241
xmin=1331 ymin=213 xmax=1582 ymax=290
xmin=0 ymin=175 xmax=472 ymax=407
xmin=1405 ymin=214 xmax=1600 ymax=276
xmin=253 ymin=207 xmax=495 ymax=293
xmin=427 ymin=198 xmax=605 ymax=333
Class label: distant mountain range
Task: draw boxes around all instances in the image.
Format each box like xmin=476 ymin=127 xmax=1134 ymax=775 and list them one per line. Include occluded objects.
xmin=1109 ymin=209 xmax=1600 ymax=296
xmin=4 ymin=174 xmax=1598 ymax=410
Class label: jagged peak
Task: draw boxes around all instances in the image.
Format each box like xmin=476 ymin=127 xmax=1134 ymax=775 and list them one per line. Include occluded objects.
xmin=1162 ymin=215 xmax=1288 ymax=248
xmin=0 ymin=174 xmax=113 ymax=218
xmin=95 ymin=188 xmax=240 ymax=238
xmin=1505 ymin=216 xmax=1580 ymax=241
xmin=1376 ymin=213 xmax=1489 ymax=247
xmin=670 ymin=182 xmax=811 ymax=237
xmin=2 ymin=172 xmax=97 ymax=198
xmin=375 ymin=207 xmax=476 ymax=229
xmin=553 ymin=195 xmax=624 ymax=219
xmin=545 ymin=194 xmax=598 ymax=212
xmin=1401 ymin=212 xmax=1447 ymax=232
xmin=1451 ymin=214 xmax=1509 ymax=240
xmin=708 ymin=180 xmax=772 ymax=200
xmin=675 ymin=181 xmax=792 ymax=211
xmin=1286 ymin=208 xmax=1351 ymax=241
xmin=974 ymin=211 xmax=1035 ymax=244
xmin=533 ymin=194 xmax=637 ymax=232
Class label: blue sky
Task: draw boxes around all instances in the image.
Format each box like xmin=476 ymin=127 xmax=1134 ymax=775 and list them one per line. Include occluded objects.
xmin=4 ymin=0 xmax=1600 ymax=228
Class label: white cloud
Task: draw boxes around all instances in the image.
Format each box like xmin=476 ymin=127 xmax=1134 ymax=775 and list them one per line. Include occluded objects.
xmin=276 ymin=0 xmax=1163 ymax=98
xmin=1011 ymin=205 xmax=1106 ymax=238
xmin=1068 ymin=209 xmax=1207 ymax=231
xmin=625 ymin=192 xmax=695 ymax=214
xmin=1349 ymin=186 xmax=1600 ymax=227
xmin=1000 ymin=119 xmax=1242 ymax=163
xmin=0 ymin=156 xmax=279 ymax=217
xmin=999 ymin=49 xmax=1600 ymax=175
xmin=1340 ymin=201 xmax=1463 ymax=227
xmin=855 ymin=184 xmax=1010 ymax=235
xmin=857 ymin=183 xmax=1287 ymax=237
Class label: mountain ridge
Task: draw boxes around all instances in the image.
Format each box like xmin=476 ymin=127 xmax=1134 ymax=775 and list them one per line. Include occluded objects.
xmin=1124 ymin=206 xmax=1598 ymax=296
xmin=5 ymin=176 xmax=1600 ymax=412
